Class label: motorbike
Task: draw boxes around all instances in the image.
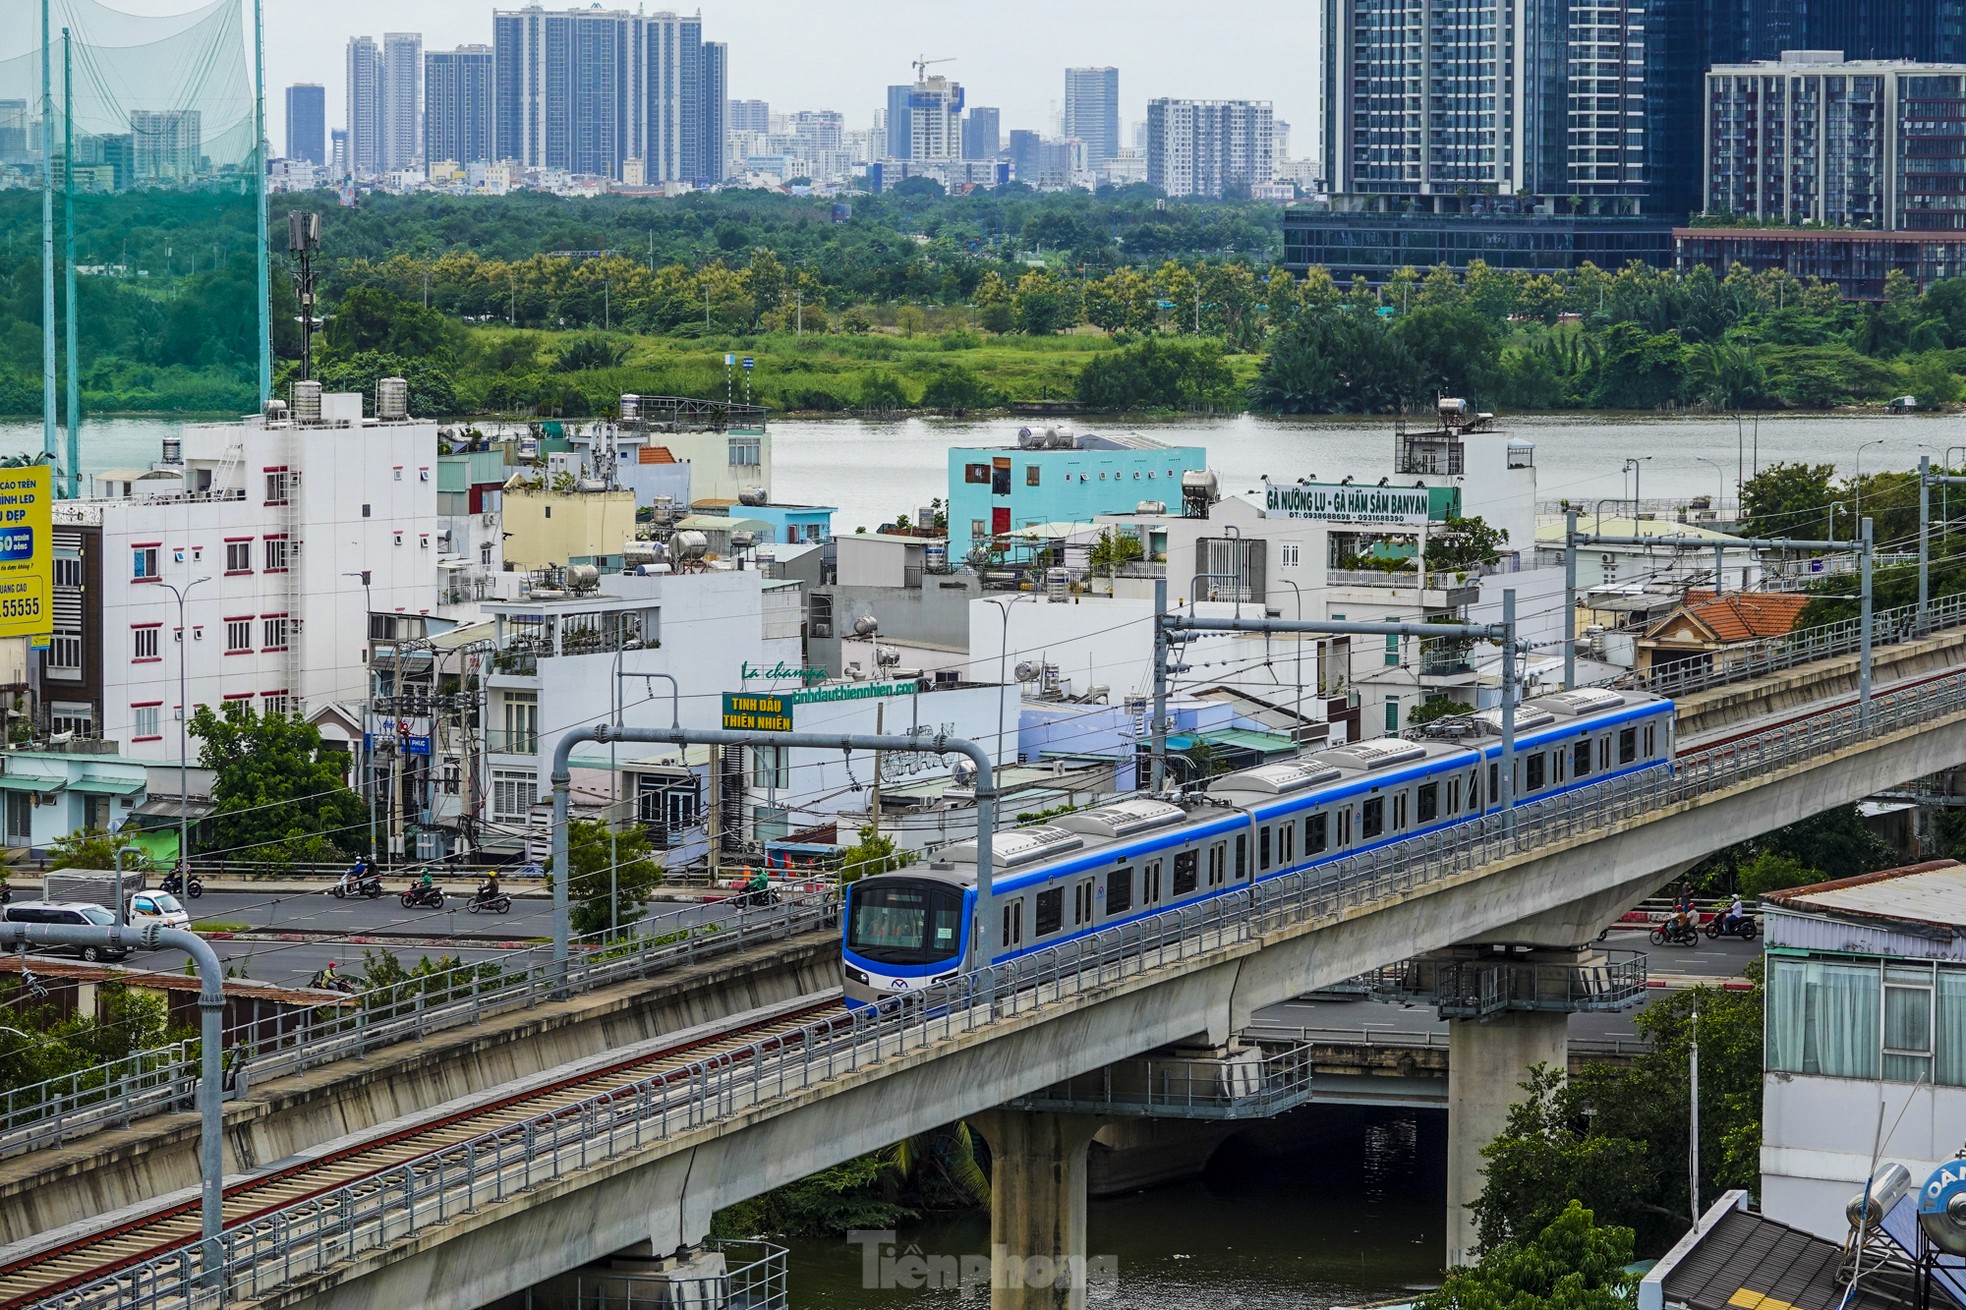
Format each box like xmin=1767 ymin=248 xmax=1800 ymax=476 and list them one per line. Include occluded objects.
xmin=400 ymin=884 xmax=446 ymax=909
xmin=160 ymin=871 xmax=204 ymax=899
xmin=467 ymin=889 xmax=512 ymax=915
xmin=0 ymin=881 xmax=10 ymax=905
xmin=733 ymin=886 xmax=782 ymax=909
xmin=1704 ymin=914 xmax=1759 ymax=941
xmin=331 ymin=872 xmax=384 ymax=900
xmin=1649 ymin=919 xmax=1700 ymax=947
xmin=309 ymin=970 xmax=360 ymax=995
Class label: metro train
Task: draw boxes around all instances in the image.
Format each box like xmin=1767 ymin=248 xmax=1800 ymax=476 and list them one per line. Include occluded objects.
xmin=841 ymin=686 xmax=1674 ymax=1007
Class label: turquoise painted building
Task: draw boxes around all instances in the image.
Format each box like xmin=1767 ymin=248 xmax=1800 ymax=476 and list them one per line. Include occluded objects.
xmin=946 ymin=432 xmax=1207 ymax=559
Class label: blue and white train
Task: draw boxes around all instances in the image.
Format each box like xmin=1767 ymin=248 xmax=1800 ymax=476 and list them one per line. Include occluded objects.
xmin=842 ymin=686 xmax=1673 ymax=1006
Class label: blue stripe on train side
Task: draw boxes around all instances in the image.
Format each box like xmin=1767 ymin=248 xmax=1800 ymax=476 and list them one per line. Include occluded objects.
xmin=849 ymin=697 xmax=1675 ymax=975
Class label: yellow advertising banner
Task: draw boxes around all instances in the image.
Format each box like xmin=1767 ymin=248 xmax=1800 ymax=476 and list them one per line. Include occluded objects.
xmin=0 ymin=466 xmax=52 ymax=640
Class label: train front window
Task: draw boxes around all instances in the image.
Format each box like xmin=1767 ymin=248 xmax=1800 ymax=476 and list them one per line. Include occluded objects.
xmin=848 ymin=881 xmax=966 ymax=966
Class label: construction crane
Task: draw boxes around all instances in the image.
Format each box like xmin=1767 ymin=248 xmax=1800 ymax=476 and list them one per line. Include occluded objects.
xmin=912 ymin=55 xmax=955 ymax=81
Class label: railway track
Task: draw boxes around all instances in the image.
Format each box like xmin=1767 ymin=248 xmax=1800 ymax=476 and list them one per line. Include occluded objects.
xmin=0 ymin=995 xmax=845 ymax=1310
xmin=1676 ymin=662 xmax=1962 ymax=756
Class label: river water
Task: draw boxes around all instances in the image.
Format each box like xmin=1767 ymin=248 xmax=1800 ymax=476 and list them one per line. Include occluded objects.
xmin=773 ymin=1105 xmax=1446 ymax=1308
xmin=2 ymin=411 xmax=1956 ymax=534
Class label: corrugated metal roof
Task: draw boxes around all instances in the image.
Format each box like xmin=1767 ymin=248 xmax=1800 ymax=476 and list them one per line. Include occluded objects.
xmin=1763 ymin=860 xmax=1966 ymax=934
xmin=1658 ymin=1206 xmax=1901 ymax=1310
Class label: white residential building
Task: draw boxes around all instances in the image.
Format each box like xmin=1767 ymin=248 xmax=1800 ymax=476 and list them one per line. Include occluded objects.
xmin=45 ymin=395 xmax=438 ymax=761
xmin=1146 ymin=98 xmax=1274 ymax=197
xmin=1758 ymin=862 xmax=1966 ymax=1241
xmin=475 ymin=568 xmax=804 ymax=854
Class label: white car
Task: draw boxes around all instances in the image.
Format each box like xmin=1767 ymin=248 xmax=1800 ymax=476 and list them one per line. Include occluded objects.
xmin=127 ymin=890 xmax=190 ymax=930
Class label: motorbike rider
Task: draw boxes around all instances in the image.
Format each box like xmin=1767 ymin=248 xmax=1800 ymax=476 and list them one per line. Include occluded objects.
xmin=318 ymin=961 xmax=343 ymax=990
xmin=475 ymin=872 xmax=501 ymax=904
xmin=338 ymin=858 xmax=371 ymax=895
xmin=744 ymin=868 xmax=770 ymax=905
xmin=1722 ymin=892 xmax=1744 ymax=934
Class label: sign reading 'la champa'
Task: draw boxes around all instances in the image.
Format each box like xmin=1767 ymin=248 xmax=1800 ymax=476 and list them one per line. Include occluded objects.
xmin=1265 ymin=481 xmax=1432 ymax=526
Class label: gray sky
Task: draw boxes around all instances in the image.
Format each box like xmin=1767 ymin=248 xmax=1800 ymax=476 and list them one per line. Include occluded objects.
xmin=142 ymin=0 xmax=1323 ymax=161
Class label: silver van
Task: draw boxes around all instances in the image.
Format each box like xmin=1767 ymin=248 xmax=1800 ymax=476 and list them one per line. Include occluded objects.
xmin=0 ymin=901 xmax=131 ymax=961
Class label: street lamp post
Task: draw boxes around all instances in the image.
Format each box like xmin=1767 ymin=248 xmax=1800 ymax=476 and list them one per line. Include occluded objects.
xmin=1623 ymin=457 xmax=1651 ymax=517
xmin=1854 ymin=439 xmax=1886 ymax=528
xmin=1694 ymin=457 xmax=1725 ymax=518
xmin=157 ymin=576 xmax=210 ymax=879
xmin=981 ymin=594 xmax=1035 ymax=769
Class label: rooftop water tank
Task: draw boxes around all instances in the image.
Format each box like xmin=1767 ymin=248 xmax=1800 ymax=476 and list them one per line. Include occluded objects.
xmin=738 ymin=487 xmax=769 ymax=506
xmin=1136 ymin=500 xmax=1167 ymax=515
xmin=671 ymin=530 xmax=709 ymax=561
xmin=619 ymin=393 xmax=641 ymax=422
xmin=565 ymin=564 xmax=601 ymax=593
xmin=1846 ymin=1163 xmax=1913 ymax=1232
xmin=376 ymin=376 xmax=409 ymax=421
xmin=292 ymin=380 xmax=322 ymax=424
xmin=1920 ymin=1159 xmax=1966 ymax=1255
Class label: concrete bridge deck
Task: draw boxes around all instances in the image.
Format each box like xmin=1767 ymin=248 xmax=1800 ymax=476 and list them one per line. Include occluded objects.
xmin=12 ymin=648 xmax=1966 ymax=1310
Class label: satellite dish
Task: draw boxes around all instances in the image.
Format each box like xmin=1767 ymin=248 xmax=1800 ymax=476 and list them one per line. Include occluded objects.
xmin=851 ymin=615 xmax=880 ymax=638
xmin=1014 ymin=661 xmax=1040 ymax=682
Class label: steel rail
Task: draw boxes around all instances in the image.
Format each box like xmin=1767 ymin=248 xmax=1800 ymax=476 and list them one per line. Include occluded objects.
xmin=26 ymin=658 xmax=1966 ymax=1310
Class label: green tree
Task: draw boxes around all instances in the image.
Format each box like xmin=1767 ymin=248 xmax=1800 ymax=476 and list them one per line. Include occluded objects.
xmin=0 ymin=979 xmax=182 ymax=1096
xmin=1739 ymin=461 xmax=1838 ymax=542
xmin=838 ymin=825 xmax=915 ymax=883
xmin=919 ymin=365 xmax=999 ymax=415
xmin=188 ymin=703 xmax=368 ymax=868
xmin=1089 ymin=528 xmax=1145 ymax=578
xmin=1074 ymin=337 xmax=1237 ymax=411
xmin=1474 ymin=974 xmax=1764 ymax=1256
xmin=323 ymin=285 xmax=460 ymax=358
xmin=1428 ymin=516 xmax=1509 ymax=574
xmin=47 ymin=828 xmax=143 ymax=872
xmin=553 ymin=334 xmax=630 ymax=372
xmin=545 ymin=818 xmax=663 ymax=935
xmin=1408 ymin=694 xmax=1473 ymax=726
xmin=1421 ymin=1202 xmax=1639 ymax=1310
xmin=1012 ymin=269 xmax=1074 ymax=335
xmin=1906 ymin=352 xmax=1962 ymax=409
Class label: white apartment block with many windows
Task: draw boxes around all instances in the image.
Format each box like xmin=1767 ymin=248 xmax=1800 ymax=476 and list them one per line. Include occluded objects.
xmin=55 ymin=396 xmax=439 ymax=762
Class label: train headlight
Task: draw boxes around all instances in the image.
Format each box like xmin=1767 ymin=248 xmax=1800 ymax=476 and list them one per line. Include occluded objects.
xmin=845 ymin=966 xmax=870 ymax=985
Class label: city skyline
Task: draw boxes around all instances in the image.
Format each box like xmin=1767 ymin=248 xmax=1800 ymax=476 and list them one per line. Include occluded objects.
xmin=221 ymin=0 xmax=1323 ymax=162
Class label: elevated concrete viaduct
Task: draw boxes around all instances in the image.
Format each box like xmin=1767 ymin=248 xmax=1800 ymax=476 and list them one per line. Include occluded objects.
xmin=222 ymin=691 xmax=1966 ymax=1310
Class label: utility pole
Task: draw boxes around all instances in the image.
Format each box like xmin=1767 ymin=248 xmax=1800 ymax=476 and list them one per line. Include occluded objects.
xmin=1562 ymin=508 xmax=1578 ymax=690
xmin=61 ymin=26 xmax=77 ymax=498
xmin=870 ymin=701 xmax=883 ymax=840
xmin=1861 ymin=517 xmax=1873 ymax=726
xmin=706 ymin=744 xmax=722 ymax=882
xmin=1917 ymin=460 xmax=1966 ymax=628
xmin=39 ymin=0 xmax=56 ymax=468
xmin=253 ymin=0 xmax=270 ymax=406
xmin=1151 ymin=574 xmax=1169 ymax=790
xmin=1500 ymin=589 xmax=1516 ymax=835
xmin=1689 ymin=1006 xmax=1702 ymax=1221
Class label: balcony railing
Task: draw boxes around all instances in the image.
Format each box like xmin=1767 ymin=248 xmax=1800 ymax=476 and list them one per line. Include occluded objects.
xmin=483 ymin=729 xmax=539 ymax=754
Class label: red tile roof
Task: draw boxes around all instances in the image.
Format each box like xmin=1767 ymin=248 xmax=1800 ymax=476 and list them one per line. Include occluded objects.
xmin=1672 ymin=590 xmax=1811 ymax=642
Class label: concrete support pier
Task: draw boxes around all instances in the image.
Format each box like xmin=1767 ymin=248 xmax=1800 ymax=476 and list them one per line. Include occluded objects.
xmin=972 ymin=1108 xmax=1105 ymax=1310
xmin=1444 ymin=1008 xmax=1569 ymax=1267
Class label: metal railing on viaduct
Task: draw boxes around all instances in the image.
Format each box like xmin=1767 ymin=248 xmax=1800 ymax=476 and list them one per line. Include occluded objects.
xmin=30 ymin=650 xmax=1966 ymax=1310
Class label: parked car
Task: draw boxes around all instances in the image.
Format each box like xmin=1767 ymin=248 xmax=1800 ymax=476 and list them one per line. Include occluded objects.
xmin=0 ymin=901 xmax=131 ymax=961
